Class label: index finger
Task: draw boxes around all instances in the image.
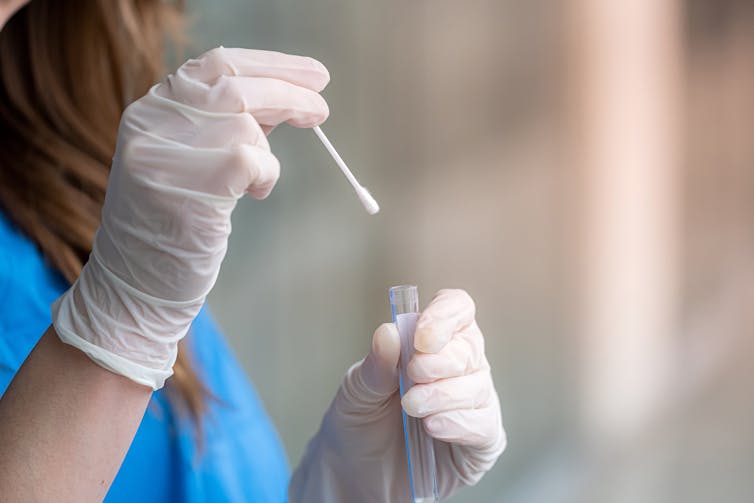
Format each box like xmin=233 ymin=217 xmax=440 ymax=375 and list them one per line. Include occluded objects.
xmin=180 ymin=47 xmax=331 ymax=92
xmin=414 ymin=289 xmax=476 ymax=353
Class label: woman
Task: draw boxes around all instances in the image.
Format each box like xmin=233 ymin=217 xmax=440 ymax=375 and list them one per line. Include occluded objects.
xmin=0 ymin=1 xmax=505 ymax=501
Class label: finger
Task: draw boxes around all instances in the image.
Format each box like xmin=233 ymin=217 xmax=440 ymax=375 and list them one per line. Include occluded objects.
xmin=408 ymin=321 xmax=486 ymax=383
xmin=401 ymin=369 xmax=492 ymax=418
xmin=422 ymin=403 xmax=503 ymax=448
xmin=192 ymin=113 xmax=269 ymax=148
xmin=415 ymin=289 xmax=476 ymax=353
xmin=236 ymin=144 xmax=281 ymax=199
xmin=182 ymin=47 xmax=330 ymax=91
xmin=358 ymin=323 xmax=401 ymax=397
xmin=120 ymin=135 xmax=278 ymax=201
xmin=130 ymin=89 xmax=272 ymax=149
xmin=212 ymin=76 xmax=329 ymax=128
xmin=166 ymin=73 xmax=329 ymax=128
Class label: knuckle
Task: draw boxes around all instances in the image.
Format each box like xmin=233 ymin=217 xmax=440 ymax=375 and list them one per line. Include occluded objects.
xmin=456 ymin=337 xmax=477 ymax=373
xmin=422 ymin=415 xmax=440 ymax=434
xmin=122 ymin=98 xmax=139 ymax=118
xmin=230 ymin=143 xmax=254 ymax=167
xmin=236 ymin=113 xmax=262 ymax=142
xmin=247 ymin=149 xmax=281 ymax=199
xmin=462 ymin=324 xmax=486 ymax=361
xmin=476 ymin=373 xmax=493 ymax=406
xmin=267 ymin=159 xmax=281 ymax=184
xmin=198 ymin=47 xmax=238 ymax=80
xmin=406 ymin=358 xmax=420 ymax=381
xmin=312 ymin=93 xmax=330 ymax=118
xmin=436 ymin=288 xmax=473 ymax=305
xmin=116 ymin=130 xmax=148 ymax=171
xmin=407 ymin=354 xmax=429 ymax=380
xmin=202 ymin=47 xmax=228 ymax=68
xmin=214 ymin=75 xmax=244 ymax=105
xmin=480 ymin=415 xmax=499 ymax=445
xmin=455 ymin=288 xmax=475 ymax=309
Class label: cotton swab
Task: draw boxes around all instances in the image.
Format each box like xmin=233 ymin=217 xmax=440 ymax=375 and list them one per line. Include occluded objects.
xmin=312 ymin=126 xmax=380 ymax=215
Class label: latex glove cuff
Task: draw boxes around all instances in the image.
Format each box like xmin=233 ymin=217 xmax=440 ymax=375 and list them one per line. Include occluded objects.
xmin=51 ymin=248 xmax=204 ymax=390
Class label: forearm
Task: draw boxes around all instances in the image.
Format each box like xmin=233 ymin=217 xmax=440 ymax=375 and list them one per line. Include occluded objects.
xmin=0 ymin=326 xmax=151 ymax=501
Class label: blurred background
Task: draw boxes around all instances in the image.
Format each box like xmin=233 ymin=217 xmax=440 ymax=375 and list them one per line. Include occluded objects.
xmin=188 ymin=0 xmax=754 ymax=501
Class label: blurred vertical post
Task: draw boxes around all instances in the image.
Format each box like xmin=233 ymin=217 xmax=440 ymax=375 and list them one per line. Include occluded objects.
xmin=569 ymin=0 xmax=683 ymax=443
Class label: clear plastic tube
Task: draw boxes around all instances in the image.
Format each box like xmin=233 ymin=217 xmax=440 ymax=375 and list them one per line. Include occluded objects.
xmin=389 ymin=285 xmax=439 ymax=503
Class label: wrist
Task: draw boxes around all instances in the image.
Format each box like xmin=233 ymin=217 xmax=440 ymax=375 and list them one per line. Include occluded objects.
xmin=51 ymin=250 xmax=203 ymax=390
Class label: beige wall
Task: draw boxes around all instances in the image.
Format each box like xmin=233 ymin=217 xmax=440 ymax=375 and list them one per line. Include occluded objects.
xmin=192 ymin=1 xmax=754 ymax=501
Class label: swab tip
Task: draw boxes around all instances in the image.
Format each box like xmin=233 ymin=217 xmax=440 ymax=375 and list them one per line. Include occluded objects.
xmin=357 ymin=187 xmax=380 ymax=215
xmin=312 ymin=126 xmax=380 ymax=215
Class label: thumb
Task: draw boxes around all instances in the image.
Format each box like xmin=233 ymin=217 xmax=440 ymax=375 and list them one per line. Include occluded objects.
xmin=358 ymin=322 xmax=401 ymax=397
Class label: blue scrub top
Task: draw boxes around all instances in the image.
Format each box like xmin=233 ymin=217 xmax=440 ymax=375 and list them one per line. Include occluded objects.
xmin=0 ymin=211 xmax=290 ymax=502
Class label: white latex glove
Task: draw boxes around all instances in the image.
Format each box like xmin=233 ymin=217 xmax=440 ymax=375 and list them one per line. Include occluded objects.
xmin=290 ymin=289 xmax=506 ymax=502
xmin=52 ymin=48 xmax=329 ymax=389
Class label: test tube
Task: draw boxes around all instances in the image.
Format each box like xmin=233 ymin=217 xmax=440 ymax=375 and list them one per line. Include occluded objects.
xmin=389 ymin=285 xmax=439 ymax=503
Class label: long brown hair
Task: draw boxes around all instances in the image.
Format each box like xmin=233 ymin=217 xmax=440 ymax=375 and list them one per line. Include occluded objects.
xmin=0 ymin=0 xmax=207 ymax=425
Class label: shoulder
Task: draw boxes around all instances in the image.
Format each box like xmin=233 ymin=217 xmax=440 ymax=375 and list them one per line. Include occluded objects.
xmin=0 ymin=211 xmax=67 ymax=309
xmin=0 ymin=211 xmax=24 ymax=307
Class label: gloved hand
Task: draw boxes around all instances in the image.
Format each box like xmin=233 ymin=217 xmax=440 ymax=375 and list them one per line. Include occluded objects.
xmin=52 ymin=48 xmax=329 ymax=389
xmin=290 ymin=289 xmax=506 ymax=502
